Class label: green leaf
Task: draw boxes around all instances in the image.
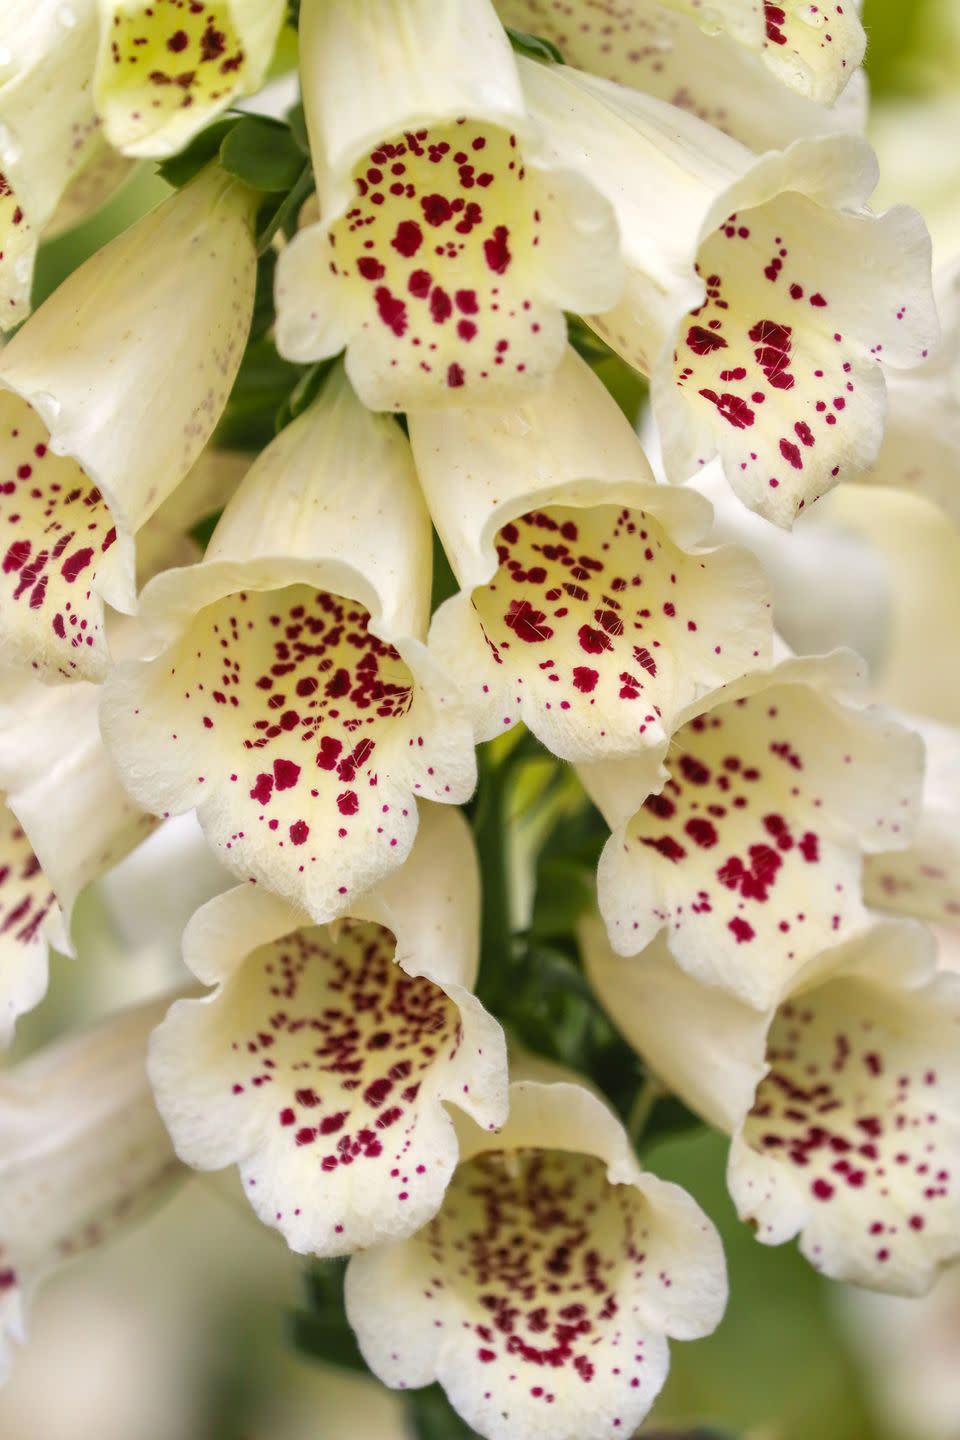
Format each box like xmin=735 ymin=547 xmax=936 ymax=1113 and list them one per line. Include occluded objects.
xmin=407 ymin=1385 xmax=479 ymax=1440
xmin=505 ymin=26 xmax=564 ymax=64
xmin=291 ymin=1261 xmax=367 ymax=1372
xmin=214 ymin=337 xmax=300 ymax=452
xmin=157 ymin=117 xmax=239 ymax=188
xmin=250 ymin=248 xmax=278 ymax=343
xmin=188 ymin=509 xmax=223 ymax=553
xmin=286 ymin=100 xmax=310 ymax=155
xmin=430 ymin=528 xmax=458 ymax=612
xmin=528 ymin=857 xmax=595 ymax=942
xmin=256 ymin=162 xmax=316 ymax=254
xmin=220 ymin=115 xmax=305 ymax=192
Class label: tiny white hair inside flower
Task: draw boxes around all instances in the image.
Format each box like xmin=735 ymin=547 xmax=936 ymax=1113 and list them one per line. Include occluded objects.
xmin=582 ymin=915 xmax=960 ymax=1295
xmin=148 ymin=804 xmax=508 ymax=1255
xmin=345 ymin=1060 xmax=727 ymax=1440
xmin=101 ymin=363 xmax=476 ymax=922
xmin=274 ymin=0 xmax=624 ymax=410
xmin=0 ymin=996 xmax=182 ymax=1384
xmin=412 ymin=345 xmax=772 ymax=763
xmin=583 ymin=650 xmax=923 ymax=1009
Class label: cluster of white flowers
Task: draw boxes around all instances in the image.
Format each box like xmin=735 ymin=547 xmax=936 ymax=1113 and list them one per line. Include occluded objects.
xmin=1 ymin=2 xmax=959 ymax=1436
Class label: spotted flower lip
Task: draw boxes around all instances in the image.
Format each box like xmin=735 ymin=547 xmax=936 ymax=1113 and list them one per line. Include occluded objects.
xmin=274 ymin=0 xmax=624 ymax=410
xmin=0 ymin=0 xmax=128 ymax=331
xmin=0 ymin=165 xmax=257 ymax=683
xmin=411 ymin=346 xmax=772 ymax=762
xmin=495 ymin=0 xmax=867 ymax=153
xmin=148 ymin=805 xmax=508 ymax=1257
xmin=0 ymin=672 xmax=156 ymax=1045
xmin=581 ymin=650 xmax=924 ymax=1010
xmin=344 ymin=1063 xmax=727 ymax=1440
xmin=93 ymin=0 xmax=287 ymax=159
xmin=582 ymin=913 xmax=960 ymax=1295
xmin=100 ymin=365 xmax=477 ymax=923
xmin=521 ymin=58 xmax=937 ymax=526
xmin=0 ymin=995 xmax=182 ymax=1385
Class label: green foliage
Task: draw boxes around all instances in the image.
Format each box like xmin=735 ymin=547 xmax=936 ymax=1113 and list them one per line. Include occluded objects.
xmin=156 ymin=118 xmax=240 ymax=188
xmin=505 ymin=26 xmax=565 ymax=65
xmin=408 ymin=1385 xmax=480 ymax=1440
xmin=220 ymin=115 xmax=306 ymax=193
xmin=289 ymin=1262 xmax=367 ymax=1372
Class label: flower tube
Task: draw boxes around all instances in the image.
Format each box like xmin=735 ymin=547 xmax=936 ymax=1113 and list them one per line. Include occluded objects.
xmin=94 ymin=0 xmax=287 ymax=158
xmin=149 ymin=805 xmax=508 ymax=1255
xmin=583 ymin=652 xmax=923 ymax=1008
xmin=0 ymin=165 xmax=257 ymax=682
xmin=346 ymin=1064 xmax=727 ymax=1440
xmin=275 ymin=0 xmax=624 ymax=410
xmin=521 ymin=59 xmax=936 ymax=525
xmin=583 ymin=915 xmax=960 ymax=1294
xmin=101 ymin=366 xmax=476 ymax=922
xmin=412 ymin=346 xmax=771 ymax=761
xmin=0 ymin=996 xmax=182 ymax=1383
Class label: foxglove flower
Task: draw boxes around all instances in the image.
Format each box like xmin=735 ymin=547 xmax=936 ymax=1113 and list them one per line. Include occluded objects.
xmin=101 ymin=366 xmax=476 ymax=922
xmin=583 ymin=915 xmax=960 ymax=1294
xmin=0 ymin=996 xmax=182 ymax=1383
xmin=0 ymin=165 xmax=256 ymax=682
xmin=93 ymin=0 xmax=287 ymax=158
xmin=496 ymin=0 xmax=866 ymax=150
xmin=583 ymin=652 xmax=923 ymax=1008
xmin=149 ymin=805 xmax=507 ymax=1255
xmin=345 ymin=1064 xmax=727 ymax=1440
xmin=522 ymin=59 xmax=936 ymax=525
xmin=413 ymin=346 xmax=771 ymax=760
xmin=0 ymin=673 xmax=156 ymax=1044
xmin=274 ymin=0 xmax=624 ymax=410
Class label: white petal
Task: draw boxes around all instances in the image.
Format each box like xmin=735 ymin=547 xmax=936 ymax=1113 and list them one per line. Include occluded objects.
xmin=412 ymin=347 xmax=771 ymax=760
xmin=101 ymin=369 xmax=476 ymax=921
xmin=149 ymin=806 xmax=507 ymax=1255
xmin=0 ymin=996 xmax=181 ymax=1383
xmin=0 ymin=167 xmax=256 ymax=680
xmin=0 ymin=0 xmax=101 ymax=329
xmin=590 ymin=653 xmax=924 ymax=1008
xmin=275 ymin=4 xmax=623 ymax=408
xmin=495 ymin=0 xmax=866 ymax=151
xmin=93 ymin=0 xmax=287 ymax=158
xmin=345 ymin=1077 xmax=726 ymax=1440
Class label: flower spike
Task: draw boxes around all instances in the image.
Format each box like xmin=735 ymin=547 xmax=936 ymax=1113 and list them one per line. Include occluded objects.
xmin=0 ymin=165 xmax=257 ymax=682
xmin=522 ymin=60 xmax=937 ymax=525
xmin=0 ymin=997 xmax=182 ymax=1383
xmin=275 ymin=0 xmax=624 ymax=410
xmin=93 ymin=0 xmax=287 ymax=158
xmin=101 ymin=365 xmax=476 ymax=922
xmin=345 ymin=1062 xmax=727 ymax=1440
xmin=583 ymin=915 xmax=960 ymax=1295
xmin=583 ymin=652 xmax=924 ymax=1009
xmin=149 ymin=805 xmax=508 ymax=1256
xmin=412 ymin=346 xmax=772 ymax=761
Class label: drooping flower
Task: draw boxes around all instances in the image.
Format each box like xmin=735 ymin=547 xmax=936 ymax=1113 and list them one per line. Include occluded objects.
xmin=93 ymin=0 xmax=287 ymax=158
xmin=582 ymin=652 xmax=923 ymax=1008
xmin=0 ymin=165 xmax=256 ymax=683
xmin=0 ymin=996 xmax=182 ymax=1383
xmin=0 ymin=672 xmax=156 ymax=1045
xmin=495 ymin=0 xmax=866 ymax=150
xmin=0 ymin=0 xmax=131 ymax=330
xmin=582 ymin=914 xmax=960 ymax=1294
xmin=520 ymin=58 xmax=937 ymax=525
xmin=101 ymin=365 xmax=476 ymax=922
xmin=274 ymin=0 xmax=624 ymax=410
xmin=345 ymin=1062 xmax=727 ymax=1440
xmin=149 ymin=805 xmax=508 ymax=1255
xmin=412 ymin=346 xmax=771 ymax=761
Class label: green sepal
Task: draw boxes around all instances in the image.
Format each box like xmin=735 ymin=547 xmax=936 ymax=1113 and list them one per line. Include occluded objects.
xmin=156 ymin=118 xmax=240 ymax=188
xmin=505 ymin=26 xmax=565 ymax=64
xmin=220 ymin=115 xmax=305 ymax=193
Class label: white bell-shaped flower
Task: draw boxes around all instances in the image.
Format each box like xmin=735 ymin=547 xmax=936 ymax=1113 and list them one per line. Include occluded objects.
xmin=345 ymin=1062 xmax=727 ymax=1440
xmin=0 ymin=996 xmax=182 ymax=1384
xmin=412 ymin=346 xmax=772 ymax=760
xmin=0 ymin=165 xmax=257 ymax=682
xmin=101 ymin=365 xmax=476 ymax=923
xmin=93 ymin=0 xmax=287 ymax=158
xmin=149 ymin=805 xmax=508 ymax=1256
xmin=583 ymin=652 xmax=923 ymax=1009
xmin=583 ymin=915 xmax=960 ymax=1295
xmin=521 ymin=59 xmax=937 ymax=526
xmin=274 ymin=0 xmax=624 ymax=410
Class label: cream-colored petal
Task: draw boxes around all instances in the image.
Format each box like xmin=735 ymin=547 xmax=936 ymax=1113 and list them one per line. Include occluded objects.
xmin=94 ymin=0 xmax=286 ymax=158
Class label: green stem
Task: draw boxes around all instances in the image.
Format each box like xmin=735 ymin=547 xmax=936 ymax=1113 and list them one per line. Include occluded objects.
xmin=471 ymin=746 xmax=514 ymax=1010
xmin=627 ymin=1074 xmax=665 ymax=1148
